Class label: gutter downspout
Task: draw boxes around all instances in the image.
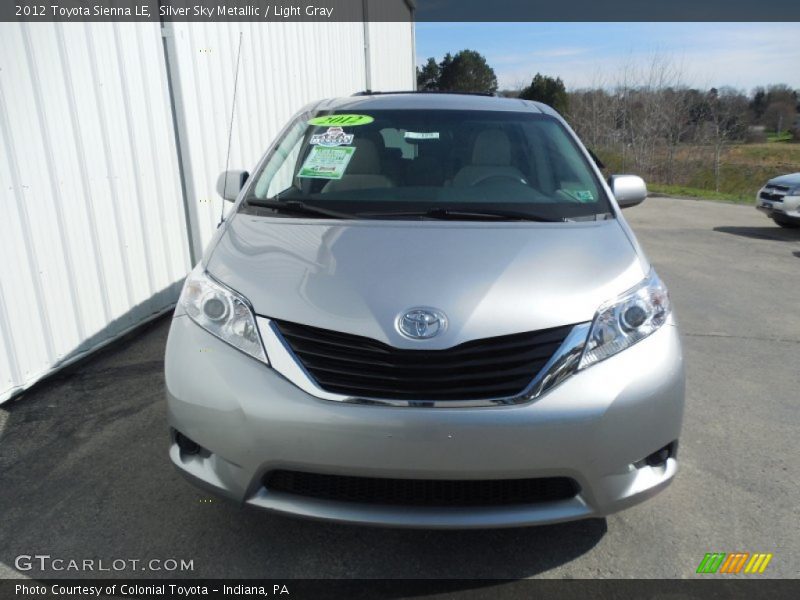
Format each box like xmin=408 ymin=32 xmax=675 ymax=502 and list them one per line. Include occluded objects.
xmin=405 ymin=0 xmax=416 ymax=89
xmin=362 ymin=0 xmax=372 ymax=92
xmin=160 ymin=21 xmax=202 ymax=266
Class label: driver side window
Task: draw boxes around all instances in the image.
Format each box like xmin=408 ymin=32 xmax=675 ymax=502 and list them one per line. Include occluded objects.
xmin=523 ymin=121 xmax=601 ymax=202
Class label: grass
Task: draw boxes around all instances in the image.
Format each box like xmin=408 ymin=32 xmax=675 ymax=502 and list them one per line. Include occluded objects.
xmin=648 ymin=184 xmax=752 ymax=204
xmin=596 ymin=142 xmax=800 ymax=204
xmin=725 ymin=143 xmax=800 ymax=165
xmin=766 ymin=130 xmax=793 ymax=143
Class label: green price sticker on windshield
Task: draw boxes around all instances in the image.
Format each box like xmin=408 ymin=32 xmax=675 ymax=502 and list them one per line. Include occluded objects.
xmin=308 ymin=114 xmax=374 ymax=127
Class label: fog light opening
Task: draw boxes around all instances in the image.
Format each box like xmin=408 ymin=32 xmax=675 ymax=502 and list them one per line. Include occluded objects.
xmin=634 ymin=441 xmax=678 ymax=469
xmin=175 ymin=431 xmax=201 ymax=456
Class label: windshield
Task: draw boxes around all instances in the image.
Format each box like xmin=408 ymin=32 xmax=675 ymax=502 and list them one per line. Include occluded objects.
xmin=242 ymin=109 xmax=612 ymax=221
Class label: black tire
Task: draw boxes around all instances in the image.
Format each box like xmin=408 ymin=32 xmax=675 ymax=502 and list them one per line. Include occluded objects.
xmin=772 ymin=215 xmax=800 ymax=229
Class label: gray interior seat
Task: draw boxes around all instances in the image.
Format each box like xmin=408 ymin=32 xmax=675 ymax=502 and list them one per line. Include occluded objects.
xmin=322 ymin=138 xmax=394 ymax=193
xmin=405 ymin=143 xmax=446 ymax=186
xmin=452 ymin=129 xmax=527 ymax=187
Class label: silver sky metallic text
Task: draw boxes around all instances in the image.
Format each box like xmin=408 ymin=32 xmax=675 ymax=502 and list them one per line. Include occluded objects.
xmin=157 ymin=5 xmax=335 ymax=19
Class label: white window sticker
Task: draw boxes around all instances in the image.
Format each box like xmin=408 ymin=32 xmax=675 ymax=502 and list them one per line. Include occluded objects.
xmin=404 ymin=131 xmax=440 ymax=140
xmin=297 ymin=146 xmax=356 ymax=180
xmin=310 ymin=126 xmax=354 ymax=147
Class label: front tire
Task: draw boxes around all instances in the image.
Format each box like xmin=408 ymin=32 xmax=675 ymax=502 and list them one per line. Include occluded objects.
xmin=772 ymin=215 xmax=800 ymax=229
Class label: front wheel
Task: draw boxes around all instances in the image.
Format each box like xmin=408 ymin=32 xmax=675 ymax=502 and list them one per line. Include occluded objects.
xmin=772 ymin=215 xmax=800 ymax=229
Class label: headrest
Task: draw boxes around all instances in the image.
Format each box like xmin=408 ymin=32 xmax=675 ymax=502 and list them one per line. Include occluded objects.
xmin=471 ymin=129 xmax=512 ymax=166
xmin=346 ymin=138 xmax=381 ymax=174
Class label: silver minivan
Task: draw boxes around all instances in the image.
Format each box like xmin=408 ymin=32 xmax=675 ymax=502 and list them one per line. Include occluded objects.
xmin=165 ymin=92 xmax=684 ymax=528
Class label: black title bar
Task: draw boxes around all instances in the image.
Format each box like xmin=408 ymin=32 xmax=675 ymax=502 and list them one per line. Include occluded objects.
xmin=3 ymin=0 xmax=800 ymax=22
xmin=3 ymin=579 xmax=800 ymax=600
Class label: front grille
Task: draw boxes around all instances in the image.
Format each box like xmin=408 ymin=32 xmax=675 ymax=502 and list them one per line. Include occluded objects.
xmin=761 ymin=184 xmax=790 ymax=202
xmin=265 ymin=470 xmax=580 ymax=507
xmin=760 ymin=191 xmax=785 ymax=202
xmin=272 ymin=319 xmax=573 ymax=401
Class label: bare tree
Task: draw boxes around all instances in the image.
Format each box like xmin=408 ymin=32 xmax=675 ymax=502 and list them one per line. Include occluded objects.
xmin=700 ymin=87 xmax=749 ymax=192
xmin=568 ymin=54 xmax=695 ymax=180
xmin=564 ymin=53 xmax=763 ymax=195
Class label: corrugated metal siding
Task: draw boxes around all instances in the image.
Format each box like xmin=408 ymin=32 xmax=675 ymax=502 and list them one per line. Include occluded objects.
xmin=0 ymin=15 xmax=414 ymax=404
xmin=367 ymin=21 xmax=416 ymax=91
xmin=168 ymin=21 xmax=378 ymax=250
xmin=0 ymin=22 xmax=190 ymax=403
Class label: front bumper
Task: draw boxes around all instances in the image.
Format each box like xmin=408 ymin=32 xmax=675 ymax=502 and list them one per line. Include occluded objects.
xmin=756 ymin=192 xmax=800 ymax=221
xmin=165 ymin=315 xmax=685 ymax=528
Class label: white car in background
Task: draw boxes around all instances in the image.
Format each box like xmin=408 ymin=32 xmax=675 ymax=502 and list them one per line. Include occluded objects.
xmin=756 ymin=173 xmax=800 ymax=228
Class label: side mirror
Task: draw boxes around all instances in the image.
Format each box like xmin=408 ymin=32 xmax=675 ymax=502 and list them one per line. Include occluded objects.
xmin=216 ymin=170 xmax=249 ymax=202
xmin=609 ymin=174 xmax=647 ymax=209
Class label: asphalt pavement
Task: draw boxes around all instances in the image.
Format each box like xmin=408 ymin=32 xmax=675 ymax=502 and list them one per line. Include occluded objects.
xmin=1 ymin=196 xmax=798 ymax=579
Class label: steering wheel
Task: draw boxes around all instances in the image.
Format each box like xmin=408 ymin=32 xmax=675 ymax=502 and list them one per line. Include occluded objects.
xmin=471 ymin=173 xmax=528 ymax=187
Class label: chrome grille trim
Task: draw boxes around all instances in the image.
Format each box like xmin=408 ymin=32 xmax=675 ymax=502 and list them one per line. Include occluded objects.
xmin=257 ymin=316 xmax=591 ymax=408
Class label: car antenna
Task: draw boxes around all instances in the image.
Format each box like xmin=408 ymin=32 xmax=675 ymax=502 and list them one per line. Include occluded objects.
xmin=219 ymin=31 xmax=244 ymax=228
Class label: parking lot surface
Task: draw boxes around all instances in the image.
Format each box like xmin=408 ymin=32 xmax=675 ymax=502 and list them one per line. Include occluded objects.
xmin=1 ymin=197 xmax=798 ymax=579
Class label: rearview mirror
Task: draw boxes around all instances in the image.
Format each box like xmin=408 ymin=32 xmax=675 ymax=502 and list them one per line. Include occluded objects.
xmin=216 ymin=170 xmax=249 ymax=202
xmin=609 ymin=175 xmax=647 ymax=209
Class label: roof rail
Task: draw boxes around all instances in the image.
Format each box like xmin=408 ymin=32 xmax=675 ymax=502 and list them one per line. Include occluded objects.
xmin=351 ymin=90 xmax=497 ymax=97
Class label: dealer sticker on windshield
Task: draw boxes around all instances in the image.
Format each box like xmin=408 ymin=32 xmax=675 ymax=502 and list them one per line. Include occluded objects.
xmin=297 ymin=146 xmax=356 ymax=180
xmin=310 ymin=127 xmax=354 ymax=147
xmin=308 ymin=114 xmax=374 ymax=127
xmin=568 ymin=190 xmax=595 ymax=202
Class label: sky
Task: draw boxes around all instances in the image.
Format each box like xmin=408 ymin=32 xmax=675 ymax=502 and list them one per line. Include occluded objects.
xmin=415 ymin=22 xmax=800 ymax=92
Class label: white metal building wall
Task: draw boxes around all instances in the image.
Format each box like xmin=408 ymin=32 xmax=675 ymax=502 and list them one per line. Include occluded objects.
xmin=367 ymin=21 xmax=416 ymax=92
xmin=167 ymin=21 xmax=372 ymax=254
xmin=0 ymin=22 xmax=190 ymax=404
xmin=0 ymin=16 xmax=414 ymax=404
xmin=169 ymin=19 xmax=415 ymax=256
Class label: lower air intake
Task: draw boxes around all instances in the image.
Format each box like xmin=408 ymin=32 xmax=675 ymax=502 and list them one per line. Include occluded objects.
xmin=264 ymin=470 xmax=580 ymax=507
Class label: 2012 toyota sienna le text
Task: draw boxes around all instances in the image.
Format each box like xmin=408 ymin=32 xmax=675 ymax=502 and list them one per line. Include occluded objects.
xmin=165 ymin=92 xmax=685 ymax=528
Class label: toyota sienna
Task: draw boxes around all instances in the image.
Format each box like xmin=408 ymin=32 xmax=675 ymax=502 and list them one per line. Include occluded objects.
xmin=165 ymin=92 xmax=685 ymax=528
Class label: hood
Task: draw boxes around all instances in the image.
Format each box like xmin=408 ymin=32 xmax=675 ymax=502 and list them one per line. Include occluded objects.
xmin=768 ymin=172 xmax=800 ymax=188
xmin=206 ymin=216 xmax=647 ymax=350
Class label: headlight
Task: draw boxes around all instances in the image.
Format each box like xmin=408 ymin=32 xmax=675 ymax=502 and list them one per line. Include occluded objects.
xmin=579 ymin=270 xmax=671 ymax=370
xmin=179 ymin=267 xmax=268 ymax=364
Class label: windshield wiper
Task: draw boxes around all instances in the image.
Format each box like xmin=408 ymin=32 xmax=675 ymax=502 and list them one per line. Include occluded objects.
xmin=358 ymin=207 xmax=564 ymax=222
xmin=245 ymin=199 xmax=355 ymax=219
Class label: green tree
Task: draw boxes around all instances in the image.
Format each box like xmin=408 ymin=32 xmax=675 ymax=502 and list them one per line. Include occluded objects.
xmin=519 ymin=73 xmax=569 ymax=113
xmin=439 ymin=52 xmax=454 ymax=78
xmin=437 ymin=50 xmax=498 ymax=94
xmin=750 ymin=87 xmax=767 ymax=121
xmin=416 ymin=57 xmax=441 ymax=91
xmin=750 ymin=84 xmax=798 ymax=127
